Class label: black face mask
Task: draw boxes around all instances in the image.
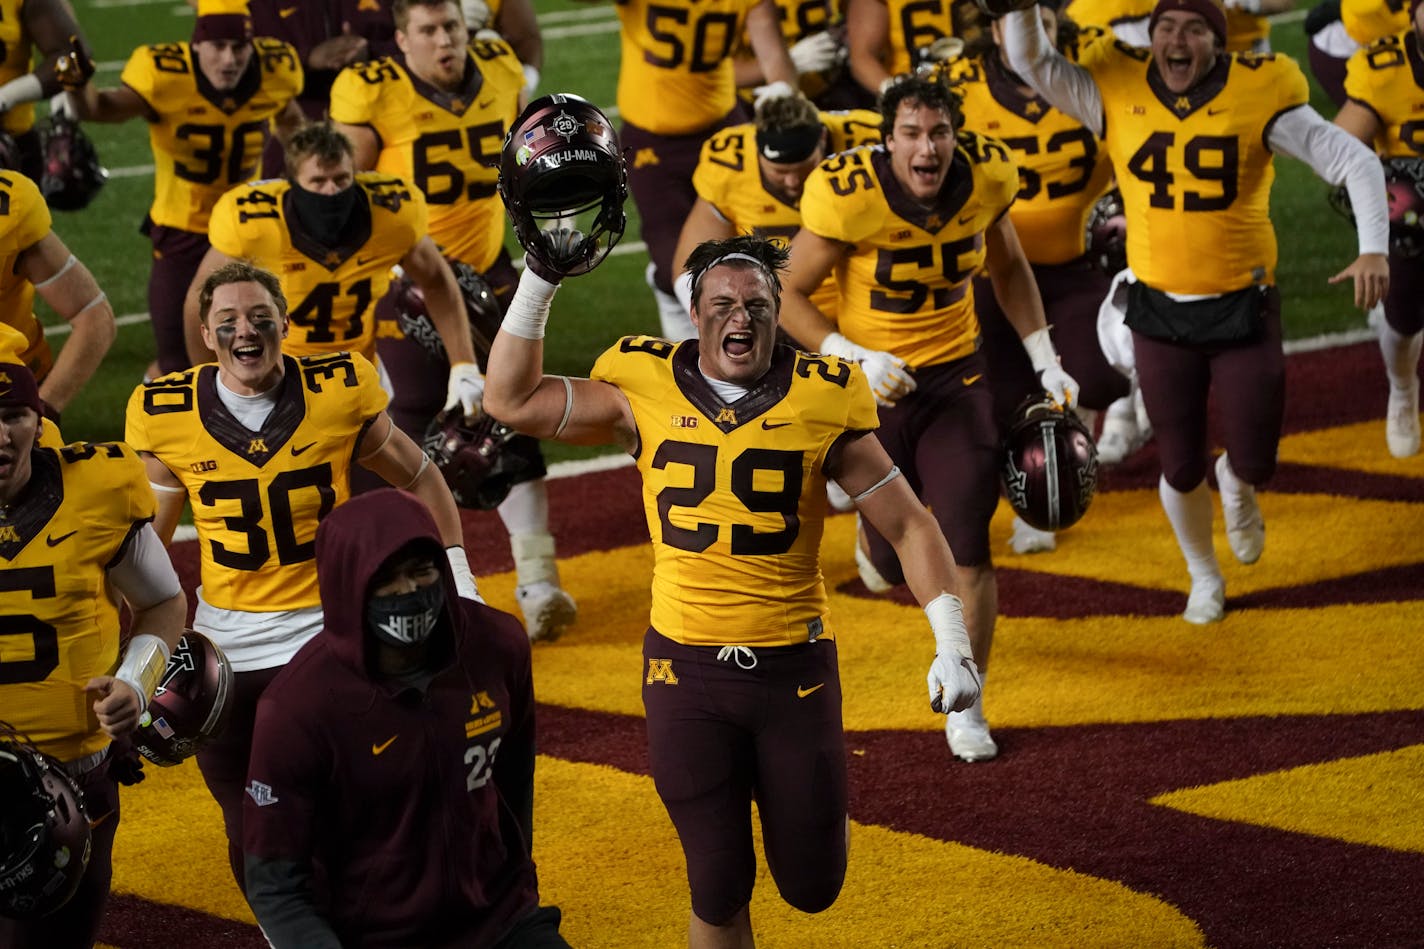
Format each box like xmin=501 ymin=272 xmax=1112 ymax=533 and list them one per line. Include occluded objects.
xmin=366 ymin=582 xmax=445 ymax=647
xmin=290 ymin=185 xmax=362 ymax=248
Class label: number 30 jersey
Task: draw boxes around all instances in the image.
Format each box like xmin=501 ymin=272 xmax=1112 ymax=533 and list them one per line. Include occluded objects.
xmin=592 ymin=338 xmax=878 ymax=647
xmin=124 ymin=353 xmax=388 ymax=617
xmin=120 ymin=39 xmax=302 ymax=234
xmin=0 ymin=442 xmax=155 ymax=763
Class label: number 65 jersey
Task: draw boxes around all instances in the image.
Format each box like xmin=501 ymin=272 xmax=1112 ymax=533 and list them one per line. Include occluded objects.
xmin=592 ymin=338 xmax=878 ymax=647
xmin=124 ymin=354 xmax=387 ymax=633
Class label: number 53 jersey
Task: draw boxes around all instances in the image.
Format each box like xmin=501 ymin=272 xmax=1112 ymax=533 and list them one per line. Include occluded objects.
xmin=124 ymin=353 xmax=388 ymax=618
xmin=592 ymin=338 xmax=878 ymax=647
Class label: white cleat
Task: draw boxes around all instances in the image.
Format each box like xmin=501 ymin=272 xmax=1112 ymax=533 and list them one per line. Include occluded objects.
xmin=1182 ymin=575 xmax=1226 ymax=625
xmin=1009 ymin=516 xmax=1057 ymax=554
xmin=1096 ymin=415 xmax=1141 ymax=466
xmin=516 ymin=582 xmax=578 ymax=643
xmin=945 ymin=699 xmax=998 ymax=762
xmin=1215 ymin=455 xmax=1264 ymax=565
xmin=1385 ymin=382 xmax=1421 ymax=458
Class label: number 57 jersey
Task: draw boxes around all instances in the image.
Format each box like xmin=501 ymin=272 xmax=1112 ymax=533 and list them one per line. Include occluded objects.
xmin=592 ymin=338 xmax=878 ymax=647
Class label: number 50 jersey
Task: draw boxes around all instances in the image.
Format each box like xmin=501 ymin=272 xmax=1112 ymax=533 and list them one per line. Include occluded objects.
xmin=592 ymin=338 xmax=878 ymax=647
xmin=124 ymin=353 xmax=388 ymax=617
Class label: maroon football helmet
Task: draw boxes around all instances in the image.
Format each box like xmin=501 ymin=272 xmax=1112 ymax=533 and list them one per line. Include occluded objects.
xmin=498 ymin=93 xmax=627 ymax=276
xmin=422 ymin=408 xmax=533 ymax=510
xmin=1085 ymin=188 xmax=1127 ymax=276
xmin=393 ymin=259 xmax=501 ymax=362
xmin=37 ymin=112 xmax=107 ymax=212
xmin=134 ymin=631 xmax=235 ymax=768
xmin=0 ymin=723 xmax=91 ymax=919
xmin=1383 ymin=156 xmax=1424 ymax=258
xmin=1001 ymin=397 xmax=1098 ymax=531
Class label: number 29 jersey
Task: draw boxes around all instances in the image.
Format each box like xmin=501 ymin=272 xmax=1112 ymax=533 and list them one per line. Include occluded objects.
xmin=124 ymin=353 xmax=388 ymax=616
xmin=592 ymin=338 xmax=878 ymax=647
xmin=0 ymin=443 xmax=155 ymax=763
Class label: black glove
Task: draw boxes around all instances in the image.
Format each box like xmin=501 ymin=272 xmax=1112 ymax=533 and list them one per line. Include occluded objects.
xmin=55 ymin=35 xmax=97 ymax=92
xmin=524 ymin=227 xmax=597 ymax=283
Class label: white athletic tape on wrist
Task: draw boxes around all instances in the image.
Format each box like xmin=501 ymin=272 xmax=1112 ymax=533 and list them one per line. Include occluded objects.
xmin=445 ymin=546 xmax=484 ymax=602
xmin=924 ymin=593 xmax=974 ymax=661
xmin=115 ymin=633 xmax=170 ymax=714
xmin=1022 ymin=326 xmax=1059 ymax=373
xmin=502 ymin=267 xmax=560 ymax=340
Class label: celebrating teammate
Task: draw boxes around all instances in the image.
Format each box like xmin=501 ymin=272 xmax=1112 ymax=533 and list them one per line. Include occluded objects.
xmin=1002 ymin=0 xmax=1390 ymax=623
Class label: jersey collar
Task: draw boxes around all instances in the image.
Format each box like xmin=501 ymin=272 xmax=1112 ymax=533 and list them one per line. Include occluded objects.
xmin=1146 ymin=53 xmax=1230 ymax=119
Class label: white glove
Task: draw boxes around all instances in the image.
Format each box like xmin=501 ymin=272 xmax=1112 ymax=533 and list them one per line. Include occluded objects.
xmin=462 ymin=0 xmax=492 ymax=28
xmin=1021 ymin=326 xmax=1079 ymax=409
xmin=444 ymin=361 xmax=486 ymax=419
xmin=820 ymin=331 xmax=916 ymax=407
xmin=752 ymin=80 xmax=796 ymax=109
xmin=789 ymin=32 xmax=840 ymax=75
xmin=925 ymin=593 xmax=981 ymax=715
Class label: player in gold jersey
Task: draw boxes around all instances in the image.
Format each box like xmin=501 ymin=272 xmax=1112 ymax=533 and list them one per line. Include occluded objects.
xmin=1334 ymin=0 xmax=1424 ymax=457
xmin=72 ymin=0 xmax=304 ymax=376
xmin=779 ymin=77 xmax=1075 ymax=763
xmin=331 ymin=0 xmax=577 ymax=642
xmin=125 ymin=261 xmax=474 ymax=889
xmin=485 ymin=234 xmax=981 ymax=948
xmin=1004 ymin=0 xmax=1390 ymax=623
xmin=846 ymin=0 xmax=988 ymax=95
xmin=0 ymin=171 xmax=116 ymax=421
xmin=0 ymin=358 xmax=186 ymax=949
xmin=0 ymin=0 xmax=95 ymax=181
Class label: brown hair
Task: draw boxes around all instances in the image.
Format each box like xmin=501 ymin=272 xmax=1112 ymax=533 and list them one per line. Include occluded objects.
xmin=198 ymin=260 xmax=288 ymax=325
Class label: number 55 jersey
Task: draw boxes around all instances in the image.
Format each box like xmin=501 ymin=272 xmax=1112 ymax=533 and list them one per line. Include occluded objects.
xmin=591 ymin=337 xmax=877 ymax=647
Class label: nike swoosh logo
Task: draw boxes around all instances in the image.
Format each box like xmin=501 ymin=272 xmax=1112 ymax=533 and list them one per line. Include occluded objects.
xmin=46 ymin=530 xmax=78 ymax=547
xmin=478 ymin=97 xmax=496 ymax=109
xmin=372 ymin=736 xmax=398 ymax=755
xmin=761 ymin=420 xmax=792 ymax=430
xmin=962 ymin=373 xmax=983 ymax=386
xmin=88 ymin=810 xmax=115 ymax=830
xmin=957 ymin=214 xmax=976 ymax=225
xmin=1208 ymin=108 xmax=1227 ymax=116
xmin=279 ymin=5 xmax=298 ymax=17
xmin=356 ymin=255 xmax=378 ymax=265
xmin=290 ymin=442 xmax=317 ymax=457
xmin=797 ymin=683 xmax=824 ymax=698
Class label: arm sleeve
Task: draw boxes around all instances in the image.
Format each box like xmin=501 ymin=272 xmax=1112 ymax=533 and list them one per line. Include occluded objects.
xmin=244 ymin=857 xmax=343 ymax=949
xmin=1269 ymin=105 xmax=1390 ymax=257
xmin=106 ymin=524 xmax=181 ymax=611
xmin=1000 ymin=9 xmax=1106 ymax=136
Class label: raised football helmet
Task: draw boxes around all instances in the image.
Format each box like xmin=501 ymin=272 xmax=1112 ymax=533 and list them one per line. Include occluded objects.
xmin=1085 ymin=188 xmax=1127 ymax=276
xmin=0 ymin=724 xmax=91 ymax=919
xmin=498 ymin=92 xmax=627 ymax=277
xmin=133 ymin=631 xmax=235 ymax=768
xmin=37 ymin=112 xmax=107 ymax=212
xmin=1001 ymin=397 xmax=1098 ymax=531
xmin=423 ymin=408 xmax=533 ymax=510
xmin=393 ymin=260 xmax=501 ymax=361
xmin=1329 ymin=156 xmax=1424 ymax=258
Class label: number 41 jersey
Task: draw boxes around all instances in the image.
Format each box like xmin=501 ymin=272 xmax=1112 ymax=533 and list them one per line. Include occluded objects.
xmin=592 ymin=338 xmax=878 ymax=647
xmin=124 ymin=353 xmax=388 ymax=616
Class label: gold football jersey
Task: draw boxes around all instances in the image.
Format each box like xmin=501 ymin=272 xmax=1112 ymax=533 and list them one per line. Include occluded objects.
xmin=0 ymin=0 xmax=36 ymax=136
xmin=948 ymin=46 xmax=1113 ymax=265
xmin=124 ymin=353 xmax=388 ymax=614
xmin=0 ymin=442 xmax=155 ymax=762
xmin=1342 ymin=0 xmax=1411 ymax=47
xmin=1079 ymin=42 xmax=1309 ymax=294
xmin=591 ymin=338 xmax=877 ymax=646
xmin=1064 ymin=0 xmax=1153 ymax=34
xmin=1224 ymin=8 xmax=1268 ymax=52
xmin=0 ymin=172 xmax=54 ymax=382
xmin=120 ymin=39 xmax=302 ymax=233
xmin=883 ymin=0 xmax=987 ymax=77
xmin=328 ymin=39 xmax=522 ymax=271
xmin=614 ymin=0 xmax=763 ymax=134
xmin=691 ymin=109 xmax=881 ymax=314
xmin=799 ymin=133 xmax=1017 ymax=368
xmin=1344 ymin=31 xmax=1424 ymax=158
xmin=208 ymin=173 xmax=428 ymax=363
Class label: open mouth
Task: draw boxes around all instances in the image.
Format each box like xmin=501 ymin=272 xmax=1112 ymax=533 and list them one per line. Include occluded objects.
xmin=231 ymin=343 xmax=264 ymax=366
xmin=723 ymin=331 xmax=754 ymax=358
xmin=1162 ymin=54 xmax=1194 ymax=83
xmin=910 ymin=162 xmax=941 ymax=189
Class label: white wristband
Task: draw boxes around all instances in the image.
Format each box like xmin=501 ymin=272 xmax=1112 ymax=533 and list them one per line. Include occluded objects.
xmin=925 ymin=593 xmax=974 ymax=662
xmin=0 ymin=73 xmax=44 ymax=113
xmin=446 ymin=546 xmax=484 ymax=603
xmin=502 ymin=266 xmax=560 ymax=340
xmin=818 ymin=331 xmax=868 ymax=363
xmin=1021 ymin=326 xmax=1059 ymax=374
xmin=115 ymin=633 xmax=171 ymax=715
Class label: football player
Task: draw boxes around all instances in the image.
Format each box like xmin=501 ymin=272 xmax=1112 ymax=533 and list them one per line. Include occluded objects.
xmin=732 ymin=0 xmax=873 ymax=111
xmin=1002 ymin=0 xmax=1390 ymax=623
xmin=0 ymin=0 xmax=95 ymax=182
xmin=485 ymin=225 xmax=982 ymax=948
xmin=1333 ymin=0 xmax=1424 ymax=458
xmin=125 ymin=260 xmax=475 ymax=889
xmin=0 ymin=171 xmax=117 ymax=420
xmin=939 ymin=4 xmax=1127 ymax=553
xmin=1308 ymin=0 xmax=1412 ymax=107
xmin=0 ymin=359 xmax=187 ymax=949
xmin=461 ymin=0 xmax=543 ymax=100
xmin=71 ymin=0 xmax=304 ymax=377
xmin=845 ymin=0 xmax=988 ymax=96
xmin=181 ymin=122 xmax=478 ymax=420
xmin=330 ymin=0 xmax=577 ymax=643
xmin=777 ymin=76 xmax=1075 ymax=762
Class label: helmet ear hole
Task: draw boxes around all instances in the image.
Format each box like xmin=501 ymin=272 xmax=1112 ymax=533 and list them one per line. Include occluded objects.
xmin=1001 ymin=397 xmax=1098 ymax=531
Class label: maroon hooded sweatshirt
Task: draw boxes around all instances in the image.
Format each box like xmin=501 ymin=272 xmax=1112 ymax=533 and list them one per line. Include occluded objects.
xmin=242 ymin=488 xmax=539 ymax=948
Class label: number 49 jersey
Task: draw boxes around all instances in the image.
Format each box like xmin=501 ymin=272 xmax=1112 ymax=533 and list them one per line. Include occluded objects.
xmin=0 ymin=443 xmax=155 ymax=763
xmin=1079 ymin=42 xmax=1309 ymax=294
xmin=124 ymin=353 xmax=388 ymax=615
xmin=120 ymin=39 xmax=302 ymax=234
xmin=592 ymin=338 xmax=878 ymax=647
